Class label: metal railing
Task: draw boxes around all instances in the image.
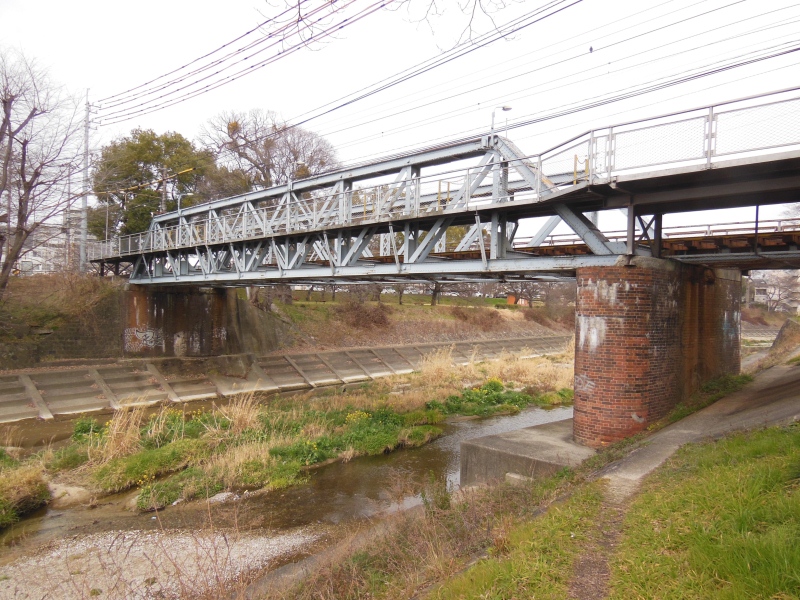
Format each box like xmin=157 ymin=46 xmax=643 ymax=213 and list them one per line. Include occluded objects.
xmin=516 ymin=217 xmax=800 ymax=249
xmin=99 ymin=87 xmax=800 ymax=260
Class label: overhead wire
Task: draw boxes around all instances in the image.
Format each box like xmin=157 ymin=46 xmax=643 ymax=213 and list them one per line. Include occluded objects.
xmin=100 ymin=0 xmax=358 ymax=110
xmin=99 ymin=0 xmax=577 ymax=125
xmin=324 ymin=19 xmax=800 ymax=153
xmin=339 ymin=48 xmax=800 ymax=166
xmin=98 ymin=0 xmax=396 ymax=124
xmin=211 ymin=0 xmax=761 ymax=162
xmin=305 ymin=6 xmax=800 ymax=147
xmin=98 ymin=0 xmax=317 ymax=103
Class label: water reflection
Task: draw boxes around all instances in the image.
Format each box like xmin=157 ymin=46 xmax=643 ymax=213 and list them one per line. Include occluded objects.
xmin=0 ymin=406 xmax=572 ymax=556
xmin=240 ymin=406 xmax=572 ymax=528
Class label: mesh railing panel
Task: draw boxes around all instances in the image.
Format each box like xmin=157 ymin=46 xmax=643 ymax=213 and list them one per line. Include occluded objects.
xmin=716 ymin=98 xmax=800 ymax=156
xmin=613 ymin=116 xmax=706 ymax=170
xmin=541 ymin=140 xmax=591 ymax=185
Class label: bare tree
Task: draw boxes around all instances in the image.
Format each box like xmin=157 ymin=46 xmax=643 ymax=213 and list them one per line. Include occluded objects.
xmin=753 ymin=270 xmax=799 ymax=312
xmin=263 ymin=0 xmax=525 ymax=49
xmin=0 ymin=49 xmax=81 ymax=296
xmin=199 ymin=109 xmax=338 ymax=189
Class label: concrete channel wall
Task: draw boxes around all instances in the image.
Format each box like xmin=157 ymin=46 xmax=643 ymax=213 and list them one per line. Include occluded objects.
xmin=0 ymin=336 xmax=571 ymax=424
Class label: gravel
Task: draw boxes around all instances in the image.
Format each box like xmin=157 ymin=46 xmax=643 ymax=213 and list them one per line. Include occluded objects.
xmin=0 ymin=527 xmax=317 ymax=599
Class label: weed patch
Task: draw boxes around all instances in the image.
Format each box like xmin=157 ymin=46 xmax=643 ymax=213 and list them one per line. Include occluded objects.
xmin=93 ymin=438 xmax=208 ymax=493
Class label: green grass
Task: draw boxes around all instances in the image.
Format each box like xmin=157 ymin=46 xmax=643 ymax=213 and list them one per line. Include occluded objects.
xmin=608 ymin=425 xmax=800 ymax=599
xmin=136 ymin=467 xmax=225 ymax=511
xmin=431 ymin=480 xmax=605 ymax=600
xmin=425 ymin=378 xmax=572 ymax=417
xmin=667 ymin=374 xmax=753 ymax=424
xmin=93 ymin=438 xmax=209 ymax=493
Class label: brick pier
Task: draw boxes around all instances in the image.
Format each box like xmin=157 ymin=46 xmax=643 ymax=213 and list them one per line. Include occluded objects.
xmin=573 ymin=257 xmax=741 ymax=447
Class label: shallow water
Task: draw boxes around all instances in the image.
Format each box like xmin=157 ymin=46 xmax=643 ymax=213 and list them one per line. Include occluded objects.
xmin=0 ymin=406 xmax=572 ymax=561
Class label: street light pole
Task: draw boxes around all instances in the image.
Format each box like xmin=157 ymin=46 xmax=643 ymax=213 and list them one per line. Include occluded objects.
xmin=491 ymin=105 xmax=512 ymax=140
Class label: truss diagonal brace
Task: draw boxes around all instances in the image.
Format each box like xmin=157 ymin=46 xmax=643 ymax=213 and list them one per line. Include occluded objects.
xmin=493 ymin=137 xmax=556 ymax=195
xmin=552 ymin=203 xmax=615 ymax=255
xmin=526 ymin=215 xmax=561 ymax=247
xmin=409 ymin=218 xmax=453 ymax=263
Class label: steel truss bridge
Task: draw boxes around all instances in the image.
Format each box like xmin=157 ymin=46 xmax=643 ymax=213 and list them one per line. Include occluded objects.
xmin=96 ymin=88 xmax=800 ymax=286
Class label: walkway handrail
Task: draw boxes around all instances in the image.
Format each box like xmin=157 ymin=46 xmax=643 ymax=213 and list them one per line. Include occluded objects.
xmin=99 ymin=87 xmax=800 ymax=261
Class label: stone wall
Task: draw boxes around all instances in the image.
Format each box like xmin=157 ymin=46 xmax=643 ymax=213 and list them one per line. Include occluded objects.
xmin=573 ymin=257 xmax=740 ymax=447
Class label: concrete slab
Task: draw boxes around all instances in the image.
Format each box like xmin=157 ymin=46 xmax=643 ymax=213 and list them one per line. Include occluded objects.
xmin=460 ymin=418 xmax=595 ymax=487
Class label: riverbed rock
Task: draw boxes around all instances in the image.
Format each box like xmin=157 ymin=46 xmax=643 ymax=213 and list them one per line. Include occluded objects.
xmin=207 ymin=491 xmax=235 ymax=504
xmin=49 ymin=483 xmax=93 ymax=509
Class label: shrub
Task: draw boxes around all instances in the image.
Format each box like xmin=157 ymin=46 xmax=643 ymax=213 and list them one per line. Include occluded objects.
xmin=334 ymin=300 xmax=392 ymax=328
xmin=450 ymin=306 xmax=501 ymax=331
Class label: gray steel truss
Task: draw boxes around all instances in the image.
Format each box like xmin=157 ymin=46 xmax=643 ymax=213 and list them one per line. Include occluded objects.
xmin=96 ymin=88 xmax=800 ymax=285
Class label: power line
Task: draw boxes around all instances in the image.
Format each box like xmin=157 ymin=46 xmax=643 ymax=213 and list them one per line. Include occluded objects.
xmin=324 ymin=23 xmax=800 ymax=154
xmin=180 ymin=0 xmax=580 ymax=153
xmin=336 ymin=49 xmax=800 ymax=167
xmin=213 ymin=0 xmax=779 ymax=161
xmin=99 ymin=0 xmax=355 ymax=110
xmin=98 ymin=0 xmax=393 ymax=124
xmin=97 ymin=0 xmax=317 ymax=103
xmin=308 ymin=7 xmax=800 ymax=148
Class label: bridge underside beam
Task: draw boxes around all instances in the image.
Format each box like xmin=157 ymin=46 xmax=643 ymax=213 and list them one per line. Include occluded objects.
xmin=573 ymin=257 xmax=741 ymax=447
xmin=109 ymin=254 xmax=620 ymax=286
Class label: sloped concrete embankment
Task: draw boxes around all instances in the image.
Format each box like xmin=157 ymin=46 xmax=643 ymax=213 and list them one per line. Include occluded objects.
xmin=0 ymin=335 xmax=572 ymax=445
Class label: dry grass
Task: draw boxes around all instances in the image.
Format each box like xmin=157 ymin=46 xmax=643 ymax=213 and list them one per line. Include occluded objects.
xmin=204 ymin=440 xmax=286 ymax=489
xmin=1 ymin=424 xmax=22 ymax=449
xmin=418 ymin=346 xmax=460 ymax=387
xmin=0 ymin=463 xmax=50 ymax=527
xmin=218 ymin=393 xmax=262 ymax=434
xmin=87 ymin=407 xmax=144 ymax=464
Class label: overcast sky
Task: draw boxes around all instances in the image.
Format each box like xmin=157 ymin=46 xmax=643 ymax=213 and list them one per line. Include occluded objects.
xmin=3 ymin=0 xmax=799 ymax=232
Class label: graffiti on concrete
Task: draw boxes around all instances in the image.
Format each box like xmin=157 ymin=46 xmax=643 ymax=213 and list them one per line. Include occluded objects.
xmin=124 ymin=327 xmax=165 ymax=353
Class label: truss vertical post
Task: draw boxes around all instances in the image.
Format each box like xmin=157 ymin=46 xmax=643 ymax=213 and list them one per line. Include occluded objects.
xmin=705 ymin=106 xmax=715 ymax=169
xmin=653 ymin=213 xmax=663 ymax=258
xmin=626 ymin=203 xmax=636 ymax=256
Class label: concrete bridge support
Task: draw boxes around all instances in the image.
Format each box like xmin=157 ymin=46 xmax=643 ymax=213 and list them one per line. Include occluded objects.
xmin=573 ymin=257 xmax=741 ymax=447
xmin=121 ymin=285 xmax=284 ymax=357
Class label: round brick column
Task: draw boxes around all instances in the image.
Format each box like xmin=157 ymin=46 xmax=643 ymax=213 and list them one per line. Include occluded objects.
xmin=573 ymin=259 xmax=683 ymax=447
xmin=572 ymin=258 xmax=741 ymax=447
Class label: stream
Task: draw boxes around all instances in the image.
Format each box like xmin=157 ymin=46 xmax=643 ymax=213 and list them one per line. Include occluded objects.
xmin=0 ymin=405 xmax=572 ymax=565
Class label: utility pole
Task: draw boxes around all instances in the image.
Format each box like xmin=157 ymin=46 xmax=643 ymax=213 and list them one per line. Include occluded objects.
xmin=80 ymin=90 xmax=90 ymax=271
xmin=161 ymin=167 xmax=167 ymax=213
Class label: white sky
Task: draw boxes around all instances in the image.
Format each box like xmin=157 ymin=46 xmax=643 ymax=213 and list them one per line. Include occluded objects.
xmin=3 ymin=0 xmax=800 ymax=235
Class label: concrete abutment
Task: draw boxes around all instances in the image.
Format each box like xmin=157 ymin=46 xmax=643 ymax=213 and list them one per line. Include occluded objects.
xmin=573 ymin=257 xmax=741 ymax=447
xmin=122 ymin=285 xmax=285 ymax=358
